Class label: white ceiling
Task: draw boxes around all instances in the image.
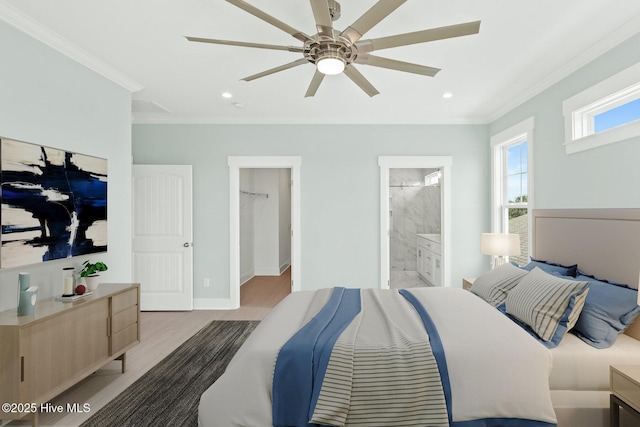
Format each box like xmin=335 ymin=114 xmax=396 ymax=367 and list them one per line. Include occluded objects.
xmin=3 ymin=0 xmax=640 ymax=124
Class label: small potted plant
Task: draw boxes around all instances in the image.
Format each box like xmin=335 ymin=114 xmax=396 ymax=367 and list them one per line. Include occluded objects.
xmin=79 ymin=260 xmax=108 ymax=291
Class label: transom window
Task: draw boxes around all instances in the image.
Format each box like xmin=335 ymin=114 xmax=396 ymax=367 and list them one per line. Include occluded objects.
xmin=594 ymin=97 xmax=640 ymax=133
xmin=563 ymin=62 xmax=640 ymax=154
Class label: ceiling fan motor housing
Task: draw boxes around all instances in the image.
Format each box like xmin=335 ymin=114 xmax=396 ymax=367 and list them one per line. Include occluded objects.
xmin=304 ymin=36 xmax=355 ymax=68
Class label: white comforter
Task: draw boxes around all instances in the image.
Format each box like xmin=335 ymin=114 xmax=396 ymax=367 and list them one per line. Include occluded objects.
xmin=198 ymin=287 xmax=557 ymax=426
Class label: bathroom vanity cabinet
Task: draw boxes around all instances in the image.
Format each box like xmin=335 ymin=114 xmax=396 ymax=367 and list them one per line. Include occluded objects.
xmin=417 ymin=234 xmax=442 ymax=286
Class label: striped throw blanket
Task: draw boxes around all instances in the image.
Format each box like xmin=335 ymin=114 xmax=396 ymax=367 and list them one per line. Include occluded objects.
xmin=272 ymin=288 xmax=448 ymax=427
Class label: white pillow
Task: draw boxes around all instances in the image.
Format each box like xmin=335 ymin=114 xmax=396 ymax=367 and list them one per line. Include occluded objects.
xmin=505 ymin=267 xmax=589 ymax=342
xmin=470 ymin=263 xmax=528 ymax=306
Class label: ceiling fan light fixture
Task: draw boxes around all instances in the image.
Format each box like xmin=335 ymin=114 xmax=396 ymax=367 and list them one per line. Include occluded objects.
xmin=317 ymin=56 xmax=345 ymax=75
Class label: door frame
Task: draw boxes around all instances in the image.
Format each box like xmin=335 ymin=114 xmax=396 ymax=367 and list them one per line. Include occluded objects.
xmin=378 ymin=156 xmax=452 ymax=289
xmin=228 ymin=156 xmax=301 ymax=309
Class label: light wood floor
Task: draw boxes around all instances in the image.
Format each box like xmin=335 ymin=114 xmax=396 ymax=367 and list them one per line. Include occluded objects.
xmin=8 ymin=270 xmax=291 ymax=426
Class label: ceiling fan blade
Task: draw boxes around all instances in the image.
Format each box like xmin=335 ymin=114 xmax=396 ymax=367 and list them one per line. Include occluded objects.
xmin=343 ymin=65 xmax=379 ymax=97
xmin=341 ymin=0 xmax=406 ymax=44
xmin=185 ymin=37 xmax=304 ymax=53
xmin=226 ymin=0 xmax=312 ymax=43
xmin=357 ymin=20 xmax=481 ymax=53
xmin=305 ymin=71 xmax=326 ymax=97
xmin=242 ymin=58 xmax=310 ymax=82
xmin=310 ymin=0 xmax=333 ymax=38
xmin=355 ymin=54 xmax=440 ymax=77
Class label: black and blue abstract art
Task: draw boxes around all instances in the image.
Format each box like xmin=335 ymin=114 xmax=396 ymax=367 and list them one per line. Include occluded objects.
xmin=1 ymin=138 xmax=107 ymax=268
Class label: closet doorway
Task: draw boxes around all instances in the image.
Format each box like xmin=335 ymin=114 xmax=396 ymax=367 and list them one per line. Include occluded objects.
xmin=379 ymin=156 xmax=452 ymax=289
xmin=228 ymin=157 xmax=301 ymax=309
xmin=239 ymin=168 xmax=291 ymax=301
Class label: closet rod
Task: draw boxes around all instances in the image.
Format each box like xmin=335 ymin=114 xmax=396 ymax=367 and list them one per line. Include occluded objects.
xmin=240 ymin=190 xmax=269 ymax=199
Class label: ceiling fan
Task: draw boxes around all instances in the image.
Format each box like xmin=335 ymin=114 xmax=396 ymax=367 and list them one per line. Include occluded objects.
xmin=186 ymin=0 xmax=480 ymax=97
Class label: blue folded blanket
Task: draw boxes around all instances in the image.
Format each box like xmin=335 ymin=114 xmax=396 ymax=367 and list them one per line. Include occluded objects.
xmin=272 ymin=287 xmax=361 ymax=427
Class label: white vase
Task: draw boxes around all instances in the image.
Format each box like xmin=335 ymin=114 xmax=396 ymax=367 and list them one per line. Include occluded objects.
xmin=86 ymin=275 xmax=100 ymax=291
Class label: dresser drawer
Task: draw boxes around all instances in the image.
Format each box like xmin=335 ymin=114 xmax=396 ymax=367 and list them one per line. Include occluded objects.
xmin=611 ymin=367 xmax=640 ymax=413
xmin=111 ymin=323 xmax=139 ymax=355
xmin=112 ymin=288 xmax=138 ymax=313
xmin=112 ymin=305 xmax=138 ymax=333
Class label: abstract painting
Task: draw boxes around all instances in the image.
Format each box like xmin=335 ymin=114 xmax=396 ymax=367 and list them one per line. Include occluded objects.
xmin=1 ymin=138 xmax=107 ymax=269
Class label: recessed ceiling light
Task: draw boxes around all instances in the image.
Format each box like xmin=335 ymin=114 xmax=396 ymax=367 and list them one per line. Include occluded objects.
xmin=442 ymin=92 xmax=453 ymax=99
xmin=222 ymin=92 xmax=233 ymax=98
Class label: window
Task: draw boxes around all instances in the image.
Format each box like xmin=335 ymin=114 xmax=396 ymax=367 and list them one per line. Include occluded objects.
xmin=594 ymin=97 xmax=640 ymax=133
xmin=563 ymin=62 xmax=640 ymax=154
xmin=491 ymin=118 xmax=534 ymax=266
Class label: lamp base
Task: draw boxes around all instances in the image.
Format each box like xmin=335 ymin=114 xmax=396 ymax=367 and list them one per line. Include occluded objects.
xmin=492 ymin=256 xmax=507 ymax=269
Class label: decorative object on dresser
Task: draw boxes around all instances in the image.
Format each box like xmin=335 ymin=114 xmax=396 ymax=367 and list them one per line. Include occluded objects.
xmin=610 ymin=365 xmax=640 ymax=427
xmin=480 ymin=232 xmax=521 ymax=269
xmin=79 ymin=260 xmax=108 ymax=291
xmin=62 ymin=266 xmax=75 ymax=296
xmin=17 ymin=272 xmax=38 ymax=316
xmin=0 ymin=137 xmax=108 ymax=269
xmin=0 ymin=283 xmax=140 ymax=427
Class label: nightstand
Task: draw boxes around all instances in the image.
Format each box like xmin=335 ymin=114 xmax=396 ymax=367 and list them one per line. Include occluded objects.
xmin=462 ymin=277 xmax=476 ymax=290
xmin=610 ymin=365 xmax=640 ymax=427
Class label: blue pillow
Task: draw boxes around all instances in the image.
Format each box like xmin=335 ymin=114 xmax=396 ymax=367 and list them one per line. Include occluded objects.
xmin=520 ymin=257 xmax=578 ymax=277
xmin=571 ymin=274 xmax=640 ymax=349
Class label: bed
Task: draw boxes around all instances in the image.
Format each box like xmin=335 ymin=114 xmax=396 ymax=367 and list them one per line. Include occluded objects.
xmin=198 ymin=209 xmax=640 ymax=427
xmin=530 ymin=209 xmax=640 ymax=427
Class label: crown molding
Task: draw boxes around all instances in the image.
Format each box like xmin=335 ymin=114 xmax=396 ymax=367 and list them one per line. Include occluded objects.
xmin=486 ymin=12 xmax=640 ymax=124
xmin=131 ymin=114 xmax=487 ymax=125
xmin=0 ymin=0 xmax=143 ymax=93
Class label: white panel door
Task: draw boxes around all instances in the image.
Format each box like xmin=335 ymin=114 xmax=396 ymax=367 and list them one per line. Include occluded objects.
xmin=132 ymin=165 xmax=193 ymax=310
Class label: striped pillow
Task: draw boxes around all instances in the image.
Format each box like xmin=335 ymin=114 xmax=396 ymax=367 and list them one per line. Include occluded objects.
xmin=470 ymin=263 xmax=528 ymax=306
xmin=505 ymin=267 xmax=589 ymax=342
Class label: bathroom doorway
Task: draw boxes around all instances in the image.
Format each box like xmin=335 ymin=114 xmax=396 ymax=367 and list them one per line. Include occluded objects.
xmin=389 ymin=168 xmax=442 ymax=288
xmin=379 ymin=156 xmax=452 ymax=289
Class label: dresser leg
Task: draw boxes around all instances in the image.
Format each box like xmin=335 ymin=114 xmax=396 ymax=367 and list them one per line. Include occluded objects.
xmin=116 ymin=352 xmax=126 ymax=373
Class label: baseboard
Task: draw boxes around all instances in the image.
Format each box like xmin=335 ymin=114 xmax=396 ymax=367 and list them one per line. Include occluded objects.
xmin=280 ymin=261 xmax=291 ymax=274
xmin=254 ymin=268 xmax=281 ymax=276
xmin=193 ymin=298 xmax=237 ymax=310
xmin=240 ymin=272 xmax=255 ymax=286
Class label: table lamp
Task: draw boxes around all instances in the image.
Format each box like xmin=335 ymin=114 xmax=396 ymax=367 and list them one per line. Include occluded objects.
xmin=480 ymin=233 xmax=521 ymax=269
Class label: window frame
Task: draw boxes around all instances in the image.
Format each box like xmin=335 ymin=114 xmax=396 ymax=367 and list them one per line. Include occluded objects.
xmin=490 ymin=117 xmax=535 ymax=263
xmin=563 ymin=62 xmax=640 ymax=154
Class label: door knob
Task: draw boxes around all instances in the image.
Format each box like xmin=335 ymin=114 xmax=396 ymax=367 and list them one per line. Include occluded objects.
xmin=184 ymin=242 xmax=191 ymax=248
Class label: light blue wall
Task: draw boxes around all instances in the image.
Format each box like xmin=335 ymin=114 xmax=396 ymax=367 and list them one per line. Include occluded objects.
xmin=132 ymin=124 xmax=490 ymax=299
xmin=0 ymin=21 xmax=133 ymax=311
xmin=490 ymin=33 xmax=640 ymax=209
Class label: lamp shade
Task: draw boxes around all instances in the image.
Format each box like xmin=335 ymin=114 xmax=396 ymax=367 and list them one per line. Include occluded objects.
xmin=480 ymin=233 xmax=521 ymax=256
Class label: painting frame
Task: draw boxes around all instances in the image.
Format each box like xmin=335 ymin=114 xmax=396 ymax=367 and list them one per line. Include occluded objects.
xmin=1 ymin=137 xmax=108 ymax=269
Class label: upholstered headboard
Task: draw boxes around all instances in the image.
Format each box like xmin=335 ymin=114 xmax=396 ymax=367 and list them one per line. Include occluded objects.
xmin=532 ymin=208 xmax=640 ymax=339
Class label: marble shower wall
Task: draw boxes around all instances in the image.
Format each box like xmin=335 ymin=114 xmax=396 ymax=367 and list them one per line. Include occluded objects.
xmin=390 ymin=168 xmax=441 ymax=271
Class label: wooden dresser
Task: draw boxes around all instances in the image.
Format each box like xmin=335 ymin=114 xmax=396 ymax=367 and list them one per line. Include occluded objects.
xmin=0 ymin=283 xmax=140 ymax=426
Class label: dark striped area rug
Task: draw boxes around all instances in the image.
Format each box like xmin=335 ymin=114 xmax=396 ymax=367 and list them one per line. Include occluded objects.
xmin=81 ymin=320 xmax=259 ymax=427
